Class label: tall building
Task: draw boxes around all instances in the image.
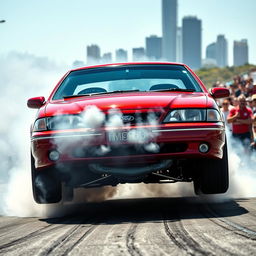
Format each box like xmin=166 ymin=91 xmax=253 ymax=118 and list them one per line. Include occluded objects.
xmin=233 ymin=39 xmax=248 ymax=66
xmin=204 ymin=42 xmax=217 ymax=67
xmin=162 ymin=0 xmax=177 ymax=62
xmin=72 ymin=60 xmax=85 ymax=68
xmin=176 ymin=27 xmax=182 ymax=63
xmin=182 ymin=16 xmax=202 ymax=70
xmin=132 ymin=47 xmax=145 ymax=61
xmin=115 ymin=49 xmax=128 ymax=62
xmin=206 ymin=43 xmax=216 ymax=60
xmin=216 ymin=35 xmax=228 ymax=67
xmin=87 ymin=44 xmax=101 ymax=64
xmin=146 ymin=35 xmax=162 ymax=60
xmin=101 ymin=52 xmax=112 ymax=64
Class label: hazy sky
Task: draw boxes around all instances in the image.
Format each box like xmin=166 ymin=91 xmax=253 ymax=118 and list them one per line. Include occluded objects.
xmin=1 ymin=0 xmax=256 ymax=66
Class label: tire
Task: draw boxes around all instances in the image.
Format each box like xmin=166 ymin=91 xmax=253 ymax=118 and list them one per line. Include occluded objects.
xmin=193 ymin=141 xmax=229 ymax=195
xmin=31 ymin=154 xmax=62 ymax=204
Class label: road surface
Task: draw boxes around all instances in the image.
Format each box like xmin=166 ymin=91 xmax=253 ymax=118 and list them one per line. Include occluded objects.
xmin=0 ymin=197 xmax=256 ymax=255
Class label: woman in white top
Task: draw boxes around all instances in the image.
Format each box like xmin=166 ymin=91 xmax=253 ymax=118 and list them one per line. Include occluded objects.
xmin=221 ymin=99 xmax=233 ymax=131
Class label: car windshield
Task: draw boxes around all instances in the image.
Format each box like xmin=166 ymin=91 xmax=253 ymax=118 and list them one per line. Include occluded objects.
xmin=52 ymin=64 xmax=203 ymax=100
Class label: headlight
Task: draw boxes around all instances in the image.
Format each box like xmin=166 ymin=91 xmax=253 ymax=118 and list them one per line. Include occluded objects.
xmin=33 ymin=118 xmax=47 ymax=131
xmin=207 ymin=109 xmax=222 ymax=122
xmin=33 ymin=115 xmax=86 ymax=132
xmin=163 ymin=109 xmax=221 ymax=123
xmin=47 ymin=115 xmax=85 ymax=130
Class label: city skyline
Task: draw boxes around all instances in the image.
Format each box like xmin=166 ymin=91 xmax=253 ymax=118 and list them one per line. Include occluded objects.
xmin=84 ymin=8 xmax=246 ymax=68
xmin=84 ymin=0 xmax=248 ymax=69
xmin=1 ymin=0 xmax=256 ymax=66
xmin=81 ymin=1 xmax=251 ymax=68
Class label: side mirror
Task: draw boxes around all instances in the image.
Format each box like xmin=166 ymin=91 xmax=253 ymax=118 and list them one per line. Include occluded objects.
xmin=210 ymin=87 xmax=230 ymax=99
xmin=27 ymin=96 xmax=45 ymax=109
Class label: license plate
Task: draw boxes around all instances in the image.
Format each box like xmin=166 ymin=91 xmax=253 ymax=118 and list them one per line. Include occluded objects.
xmin=107 ymin=130 xmax=147 ymax=143
xmin=108 ymin=131 xmax=128 ymax=143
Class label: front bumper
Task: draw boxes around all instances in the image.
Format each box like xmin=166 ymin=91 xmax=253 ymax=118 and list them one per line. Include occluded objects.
xmin=31 ymin=123 xmax=226 ymax=171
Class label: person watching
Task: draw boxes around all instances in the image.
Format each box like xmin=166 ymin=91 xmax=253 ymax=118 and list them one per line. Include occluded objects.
xmin=221 ymin=99 xmax=232 ymax=131
xmin=252 ymin=94 xmax=256 ymax=146
xmin=252 ymin=94 xmax=256 ymax=114
xmin=227 ymin=94 xmax=254 ymax=147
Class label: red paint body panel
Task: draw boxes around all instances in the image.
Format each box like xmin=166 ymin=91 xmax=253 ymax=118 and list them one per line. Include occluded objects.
xmin=32 ymin=123 xmax=225 ymax=169
xmin=39 ymin=92 xmax=213 ymax=118
xmin=29 ymin=62 xmax=227 ymax=181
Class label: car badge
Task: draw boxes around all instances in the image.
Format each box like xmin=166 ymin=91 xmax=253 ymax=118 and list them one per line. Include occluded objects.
xmin=122 ymin=115 xmax=135 ymax=122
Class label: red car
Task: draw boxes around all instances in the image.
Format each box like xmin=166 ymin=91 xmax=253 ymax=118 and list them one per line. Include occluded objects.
xmin=28 ymin=62 xmax=230 ymax=204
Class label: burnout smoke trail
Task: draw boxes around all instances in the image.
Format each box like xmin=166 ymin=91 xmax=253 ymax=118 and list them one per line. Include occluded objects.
xmin=114 ymin=132 xmax=256 ymax=201
xmin=0 ymin=53 xmax=118 ymax=217
xmin=1 ymin=53 xmax=256 ymax=217
xmin=0 ymin=52 xmax=68 ymax=217
xmin=225 ymin=132 xmax=256 ymax=198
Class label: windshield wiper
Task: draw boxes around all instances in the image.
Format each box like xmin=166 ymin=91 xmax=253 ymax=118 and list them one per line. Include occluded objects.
xmin=150 ymin=88 xmax=195 ymax=92
xmin=63 ymin=89 xmax=140 ymax=99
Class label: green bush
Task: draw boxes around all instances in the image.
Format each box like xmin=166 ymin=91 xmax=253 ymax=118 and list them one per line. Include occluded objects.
xmin=195 ymin=64 xmax=256 ymax=89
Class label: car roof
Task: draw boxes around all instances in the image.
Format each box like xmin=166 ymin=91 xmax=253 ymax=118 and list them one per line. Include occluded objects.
xmin=70 ymin=62 xmax=186 ymax=72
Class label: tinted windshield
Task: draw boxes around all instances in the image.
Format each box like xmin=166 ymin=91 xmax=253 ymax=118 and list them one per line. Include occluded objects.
xmin=53 ymin=64 xmax=202 ymax=100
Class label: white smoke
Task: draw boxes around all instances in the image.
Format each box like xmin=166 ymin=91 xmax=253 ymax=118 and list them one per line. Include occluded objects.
xmin=225 ymin=132 xmax=256 ymax=198
xmin=1 ymin=52 xmax=256 ymax=218
xmin=82 ymin=105 xmax=106 ymax=128
xmin=0 ymin=52 xmax=68 ymax=217
xmin=143 ymin=142 xmax=160 ymax=153
xmin=114 ymin=131 xmax=256 ymax=201
xmin=105 ymin=108 xmax=160 ymax=152
xmin=106 ymin=108 xmax=124 ymax=128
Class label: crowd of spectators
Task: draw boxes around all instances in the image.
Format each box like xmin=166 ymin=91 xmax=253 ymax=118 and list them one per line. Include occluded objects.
xmin=213 ymin=73 xmax=256 ymax=151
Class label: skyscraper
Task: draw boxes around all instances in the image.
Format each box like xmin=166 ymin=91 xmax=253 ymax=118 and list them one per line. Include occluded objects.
xmin=206 ymin=43 xmax=216 ymax=60
xmin=233 ymin=39 xmax=249 ymax=66
xmin=132 ymin=47 xmax=146 ymax=61
xmin=115 ymin=49 xmax=128 ymax=62
xmin=87 ymin=44 xmax=101 ymax=64
xmin=101 ymin=52 xmax=112 ymax=64
xmin=205 ymin=42 xmax=217 ymax=67
xmin=176 ymin=27 xmax=182 ymax=63
xmin=146 ymin=35 xmax=162 ymax=60
xmin=162 ymin=0 xmax=177 ymax=62
xmin=216 ymin=35 xmax=228 ymax=67
xmin=182 ymin=16 xmax=202 ymax=70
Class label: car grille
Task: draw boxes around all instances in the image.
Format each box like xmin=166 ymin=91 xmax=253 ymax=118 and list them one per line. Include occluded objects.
xmin=72 ymin=143 xmax=187 ymax=158
xmin=105 ymin=112 xmax=162 ymax=125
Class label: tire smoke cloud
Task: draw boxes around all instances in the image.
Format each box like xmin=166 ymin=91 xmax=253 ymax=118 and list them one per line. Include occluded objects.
xmin=0 ymin=52 xmax=67 ymax=217
xmin=113 ymin=132 xmax=256 ymax=202
xmin=0 ymin=53 xmax=255 ymax=218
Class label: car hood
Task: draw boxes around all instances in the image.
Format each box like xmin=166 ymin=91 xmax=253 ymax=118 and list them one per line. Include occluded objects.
xmin=43 ymin=92 xmax=214 ymax=117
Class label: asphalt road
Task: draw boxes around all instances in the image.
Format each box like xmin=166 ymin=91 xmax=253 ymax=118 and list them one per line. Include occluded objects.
xmin=0 ymin=197 xmax=256 ymax=255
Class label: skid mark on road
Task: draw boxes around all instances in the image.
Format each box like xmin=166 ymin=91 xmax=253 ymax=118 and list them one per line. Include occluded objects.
xmin=163 ymin=217 xmax=212 ymax=256
xmin=0 ymin=224 xmax=68 ymax=254
xmin=41 ymin=223 xmax=98 ymax=256
xmin=201 ymin=204 xmax=256 ymax=240
xmin=0 ymin=215 xmax=94 ymax=254
xmin=126 ymin=223 xmax=143 ymax=256
xmin=0 ymin=218 xmax=38 ymax=238
xmin=1 ymin=198 xmax=256 ymax=255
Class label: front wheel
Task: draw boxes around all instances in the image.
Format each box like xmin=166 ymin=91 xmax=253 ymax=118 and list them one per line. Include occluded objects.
xmin=193 ymin=141 xmax=229 ymax=194
xmin=31 ymin=154 xmax=62 ymax=204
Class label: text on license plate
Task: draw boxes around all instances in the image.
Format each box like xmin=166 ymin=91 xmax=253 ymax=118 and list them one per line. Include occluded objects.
xmin=107 ymin=130 xmax=148 ymax=143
